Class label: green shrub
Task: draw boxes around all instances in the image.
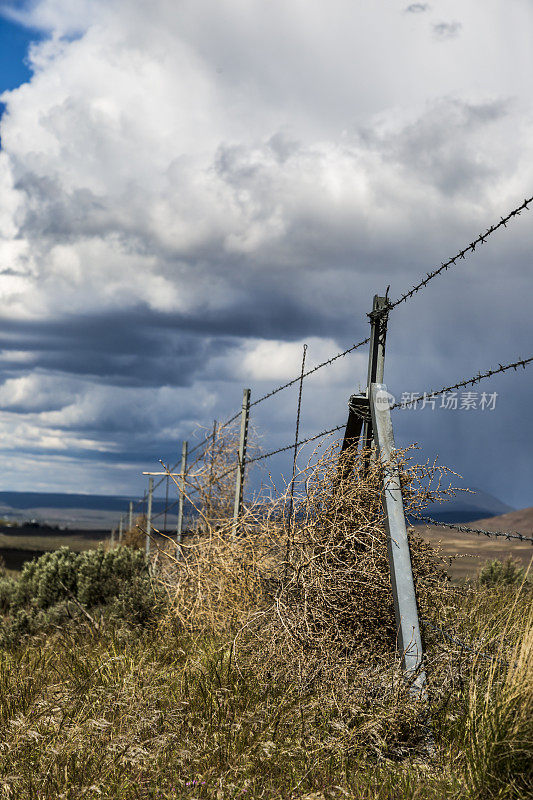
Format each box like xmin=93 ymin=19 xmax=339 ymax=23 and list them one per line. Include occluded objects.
xmin=0 ymin=546 xmax=161 ymax=645
xmin=77 ymin=546 xmax=148 ymax=607
xmin=10 ymin=545 xmax=149 ymax=613
xmin=13 ymin=547 xmax=79 ymax=610
xmin=478 ymin=557 xmax=526 ymax=588
xmin=0 ymin=576 xmax=17 ymax=613
xmin=108 ymin=573 xmax=165 ymax=627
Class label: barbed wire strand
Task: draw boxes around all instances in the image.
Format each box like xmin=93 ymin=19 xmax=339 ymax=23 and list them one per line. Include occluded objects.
xmin=247 ymin=336 xmax=371 ymax=413
xmin=247 ymin=423 xmax=345 ymax=465
xmin=409 ymin=514 xmax=533 ymax=545
xmin=391 ymin=355 xmax=533 ymax=410
xmin=421 ymin=619 xmax=502 ymax=664
xmin=386 ymin=196 xmax=532 ymax=312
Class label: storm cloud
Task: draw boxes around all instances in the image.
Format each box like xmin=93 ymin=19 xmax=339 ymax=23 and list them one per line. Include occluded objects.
xmin=0 ymin=0 xmax=532 ymax=506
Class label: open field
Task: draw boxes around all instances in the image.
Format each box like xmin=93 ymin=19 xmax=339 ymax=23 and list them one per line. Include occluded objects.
xmin=0 ymin=525 xmax=107 ymax=573
xmin=2 ymin=506 xmax=531 ymax=582
xmin=416 ymin=507 xmax=533 ymax=582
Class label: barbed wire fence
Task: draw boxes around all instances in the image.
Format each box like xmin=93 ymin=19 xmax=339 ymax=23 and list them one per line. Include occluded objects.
xmin=112 ymin=195 xmax=533 ymax=669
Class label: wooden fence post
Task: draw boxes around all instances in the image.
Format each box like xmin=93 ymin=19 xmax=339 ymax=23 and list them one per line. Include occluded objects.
xmin=176 ymin=440 xmax=188 ymax=558
xmin=232 ymin=388 xmax=251 ymax=536
xmin=145 ymin=476 xmax=153 ymax=558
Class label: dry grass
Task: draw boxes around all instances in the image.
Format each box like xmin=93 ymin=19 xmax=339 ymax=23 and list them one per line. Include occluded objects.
xmin=0 ymin=427 xmax=531 ymax=799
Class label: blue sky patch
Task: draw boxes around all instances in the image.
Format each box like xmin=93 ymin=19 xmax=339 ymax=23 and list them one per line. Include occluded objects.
xmin=0 ymin=13 xmax=43 ymax=93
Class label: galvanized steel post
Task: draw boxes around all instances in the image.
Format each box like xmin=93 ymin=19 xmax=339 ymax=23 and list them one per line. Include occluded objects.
xmin=176 ymin=440 xmax=188 ymax=558
xmin=232 ymin=388 xmax=251 ymax=536
xmin=145 ymin=476 xmax=153 ymax=558
xmin=369 ymin=382 xmax=426 ymax=697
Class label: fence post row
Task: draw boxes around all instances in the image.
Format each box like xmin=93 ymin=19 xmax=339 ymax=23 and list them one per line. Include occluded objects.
xmin=145 ymin=476 xmax=153 ymax=558
xmin=176 ymin=440 xmax=188 ymax=559
xmin=232 ymin=388 xmax=251 ymax=536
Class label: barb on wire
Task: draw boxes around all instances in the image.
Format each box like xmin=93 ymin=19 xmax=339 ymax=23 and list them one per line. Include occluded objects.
xmin=392 ymin=355 xmax=533 ymax=410
xmin=247 ymin=424 xmax=345 ymax=465
xmin=386 ymin=196 xmax=533 ymax=312
xmin=409 ymin=514 xmax=533 ymax=545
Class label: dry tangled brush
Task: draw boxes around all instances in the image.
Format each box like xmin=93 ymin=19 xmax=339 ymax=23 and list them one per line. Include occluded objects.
xmin=154 ymin=431 xmax=456 ymax=658
xmin=149 ymin=433 xmax=461 ymax=754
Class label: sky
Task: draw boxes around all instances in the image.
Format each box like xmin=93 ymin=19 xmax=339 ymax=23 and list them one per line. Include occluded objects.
xmin=0 ymin=0 xmax=532 ymax=508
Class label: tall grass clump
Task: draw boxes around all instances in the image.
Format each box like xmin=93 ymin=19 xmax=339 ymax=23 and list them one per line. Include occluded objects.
xmin=457 ymin=597 xmax=533 ymax=799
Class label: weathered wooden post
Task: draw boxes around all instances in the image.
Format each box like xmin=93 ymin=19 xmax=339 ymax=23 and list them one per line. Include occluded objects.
xmin=232 ymin=388 xmax=251 ymax=536
xmin=207 ymin=420 xmax=217 ymax=515
xmin=176 ymin=440 xmax=188 ymax=558
xmin=337 ymin=294 xmax=388 ymax=484
xmin=118 ymin=515 xmax=123 ymax=544
xmin=128 ymin=501 xmax=133 ymax=533
xmin=145 ymin=476 xmax=153 ymax=558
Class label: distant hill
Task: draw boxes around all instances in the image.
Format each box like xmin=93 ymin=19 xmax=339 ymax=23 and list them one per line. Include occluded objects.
xmin=0 ymin=485 xmax=516 ymax=530
xmin=0 ymin=490 xmax=195 ymax=530
xmin=422 ymin=486 xmax=514 ymax=523
xmin=0 ymin=491 xmax=136 ymax=512
xmin=464 ymin=506 xmax=533 ymax=535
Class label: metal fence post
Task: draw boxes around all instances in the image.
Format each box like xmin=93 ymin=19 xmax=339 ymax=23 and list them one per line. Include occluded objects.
xmin=146 ymin=476 xmax=153 ymax=558
xmin=337 ymin=292 xmax=388 ymax=484
xmin=232 ymin=388 xmax=251 ymax=536
xmin=176 ymin=440 xmax=188 ymax=558
xmin=369 ymin=382 xmax=427 ymax=697
xmin=362 ymin=294 xmax=389 ymax=465
xmin=128 ymin=501 xmax=133 ymax=532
